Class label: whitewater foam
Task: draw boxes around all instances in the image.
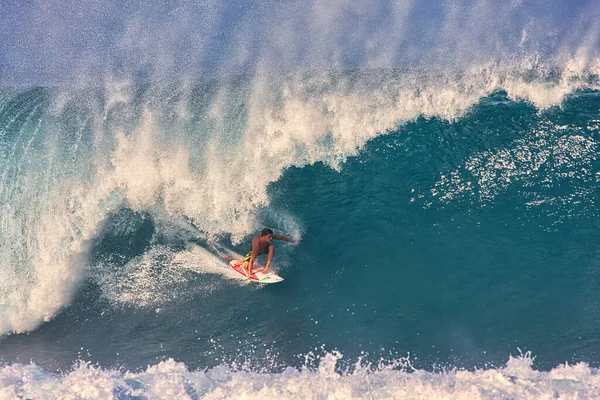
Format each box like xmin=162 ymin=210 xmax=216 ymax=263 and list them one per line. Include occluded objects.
xmin=1 ymin=352 xmax=599 ymax=399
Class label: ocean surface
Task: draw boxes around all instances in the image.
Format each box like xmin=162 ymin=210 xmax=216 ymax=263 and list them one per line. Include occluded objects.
xmin=1 ymin=63 xmax=600 ymax=398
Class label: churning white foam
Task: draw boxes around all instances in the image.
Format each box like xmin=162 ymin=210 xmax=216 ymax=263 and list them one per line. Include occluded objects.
xmin=1 ymin=352 xmax=599 ymax=399
xmin=93 ymin=243 xmax=255 ymax=308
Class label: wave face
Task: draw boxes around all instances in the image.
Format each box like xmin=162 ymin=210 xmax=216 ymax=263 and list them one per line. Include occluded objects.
xmin=0 ymin=67 xmax=598 ymax=338
xmin=0 ymin=71 xmax=599 ymax=398
xmin=1 ymin=0 xmax=600 ymax=398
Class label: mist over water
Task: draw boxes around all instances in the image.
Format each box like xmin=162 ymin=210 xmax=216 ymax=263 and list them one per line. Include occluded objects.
xmin=1 ymin=0 xmax=599 ymax=83
xmin=1 ymin=1 xmax=600 ymax=398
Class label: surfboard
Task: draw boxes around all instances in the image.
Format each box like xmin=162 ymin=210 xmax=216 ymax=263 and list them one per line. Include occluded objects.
xmin=225 ymin=257 xmax=284 ymax=283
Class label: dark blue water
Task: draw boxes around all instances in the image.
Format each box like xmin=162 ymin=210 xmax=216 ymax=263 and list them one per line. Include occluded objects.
xmin=270 ymin=92 xmax=600 ymax=371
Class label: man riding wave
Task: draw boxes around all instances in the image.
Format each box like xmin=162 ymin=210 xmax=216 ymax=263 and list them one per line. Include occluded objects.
xmin=232 ymin=228 xmax=300 ymax=278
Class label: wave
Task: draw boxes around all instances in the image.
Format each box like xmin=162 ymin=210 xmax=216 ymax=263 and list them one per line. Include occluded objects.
xmin=1 ymin=352 xmax=599 ymax=399
xmin=0 ymin=62 xmax=598 ymax=336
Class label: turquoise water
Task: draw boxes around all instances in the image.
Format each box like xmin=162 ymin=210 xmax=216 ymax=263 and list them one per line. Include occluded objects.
xmin=1 ymin=73 xmax=600 ymax=397
xmin=271 ymin=92 xmax=600 ymax=371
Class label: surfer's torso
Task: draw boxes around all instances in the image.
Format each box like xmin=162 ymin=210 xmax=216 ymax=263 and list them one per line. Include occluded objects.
xmin=243 ymin=236 xmax=273 ymax=261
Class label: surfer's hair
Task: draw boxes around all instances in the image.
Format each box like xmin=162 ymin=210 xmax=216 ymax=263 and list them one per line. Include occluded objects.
xmin=261 ymin=228 xmax=274 ymax=236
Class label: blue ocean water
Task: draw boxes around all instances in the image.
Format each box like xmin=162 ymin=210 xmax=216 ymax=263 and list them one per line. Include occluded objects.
xmin=1 ymin=66 xmax=600 ymax=397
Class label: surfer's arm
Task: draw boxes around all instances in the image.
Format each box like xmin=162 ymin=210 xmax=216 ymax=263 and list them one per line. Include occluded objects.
xmin=248 ymin=253 xmax=256 ymax=276
xmin=247 ymin=238 xmax=260 ymax=278
xmin=263 ymin=245 xmax=275 ymax=274
xmin=273 ymin=234 xmax=301 ymax=244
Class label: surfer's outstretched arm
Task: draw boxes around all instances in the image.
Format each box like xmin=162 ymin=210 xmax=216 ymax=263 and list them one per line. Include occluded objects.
xmin=273 ymin=234 xmax=301 ymax=244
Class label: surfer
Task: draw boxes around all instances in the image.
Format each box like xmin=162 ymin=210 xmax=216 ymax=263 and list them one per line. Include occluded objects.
xmin=234 ymin=228 xmax=300 ymax=278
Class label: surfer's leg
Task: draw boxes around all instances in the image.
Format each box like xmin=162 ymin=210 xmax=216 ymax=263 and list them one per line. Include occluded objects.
xmin=236 ymin=253 xmax=251 ymax=268
xmin=241 ymin=261 xmax=251 ymax=276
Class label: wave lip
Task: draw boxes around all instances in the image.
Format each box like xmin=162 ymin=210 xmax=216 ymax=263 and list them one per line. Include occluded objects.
xmin=1 ymin=352 xmax=600 ymax=399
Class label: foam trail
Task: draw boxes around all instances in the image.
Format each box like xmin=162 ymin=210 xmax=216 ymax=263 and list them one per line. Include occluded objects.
xmin=173 ymin=244 xmax=249 ymax=282
xmin=1 ymin=352 xmax=600 ymax=399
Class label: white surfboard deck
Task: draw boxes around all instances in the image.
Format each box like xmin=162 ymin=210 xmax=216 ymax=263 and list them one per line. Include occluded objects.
xmin=227 ymin=258 xmax=284 ymax=283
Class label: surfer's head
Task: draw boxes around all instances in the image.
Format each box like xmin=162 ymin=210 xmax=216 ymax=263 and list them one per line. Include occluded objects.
xmin=261 ymin=228 xmax=274 ymax=242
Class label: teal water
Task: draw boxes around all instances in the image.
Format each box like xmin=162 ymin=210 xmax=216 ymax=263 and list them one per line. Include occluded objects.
xmin=271 ymin=94 xmax=600 ymax=371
